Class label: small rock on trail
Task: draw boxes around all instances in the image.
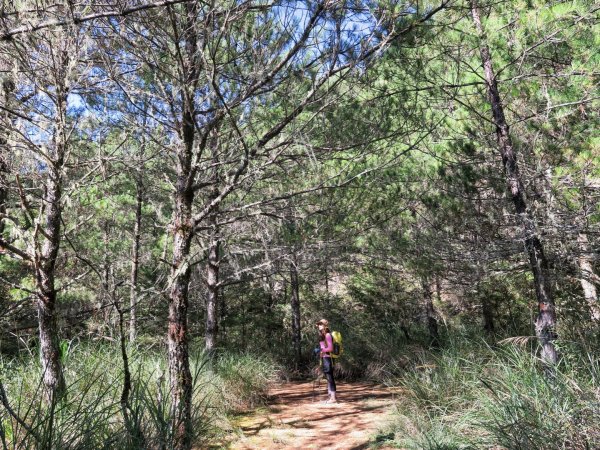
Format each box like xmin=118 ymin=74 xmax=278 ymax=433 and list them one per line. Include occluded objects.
xmin=229 ymin=381 xmax=397 ymax=450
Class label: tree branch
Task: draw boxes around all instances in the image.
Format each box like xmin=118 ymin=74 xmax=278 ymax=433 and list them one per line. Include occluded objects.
xmin=2 ymin=0 xmax=203 ymax=40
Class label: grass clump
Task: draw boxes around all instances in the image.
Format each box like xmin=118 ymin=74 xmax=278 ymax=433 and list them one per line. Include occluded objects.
xmin=478 ymin=344 xmax=600 ymax=449
xmin=209 ymin=352 xmax=276 ymax=411
xmin=386 ymin=336 xmax=600 ymax=450
xmin=0 ymin=343 xmax=276 ymax=449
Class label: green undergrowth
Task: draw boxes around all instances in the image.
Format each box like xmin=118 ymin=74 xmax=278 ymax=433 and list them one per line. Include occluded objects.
xmin=0 ymin=343 xmax=278 ymax=449
xmin=377 ymin=334 xmax=600 ymax=450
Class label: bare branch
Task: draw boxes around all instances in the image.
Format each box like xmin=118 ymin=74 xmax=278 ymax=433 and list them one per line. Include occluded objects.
xmin=1 ymin=0 xmax=237 ymax=41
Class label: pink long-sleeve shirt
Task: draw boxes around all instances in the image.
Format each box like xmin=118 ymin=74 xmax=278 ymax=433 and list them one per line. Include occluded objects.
xmin=320 ymin=333 xmax=334 ymax=356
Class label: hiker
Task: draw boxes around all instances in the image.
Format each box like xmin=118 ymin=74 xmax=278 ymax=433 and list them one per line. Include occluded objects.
xmin=316 ymin=318 xmax=337 ymax=403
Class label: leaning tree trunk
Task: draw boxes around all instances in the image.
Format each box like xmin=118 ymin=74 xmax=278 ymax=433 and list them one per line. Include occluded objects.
xmin=471 ymin=0 xmax=557 ymax=364
xmin=290 ymin=258 xmax=302 ymax=367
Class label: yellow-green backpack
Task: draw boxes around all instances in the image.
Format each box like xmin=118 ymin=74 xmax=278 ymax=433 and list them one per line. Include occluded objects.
xmin=331 ymin=331 xmax=343 ymax=358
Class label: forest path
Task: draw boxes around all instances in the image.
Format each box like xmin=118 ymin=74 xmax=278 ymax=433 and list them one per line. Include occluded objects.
xmin=227 ymin=381 xmax=397 ymax=449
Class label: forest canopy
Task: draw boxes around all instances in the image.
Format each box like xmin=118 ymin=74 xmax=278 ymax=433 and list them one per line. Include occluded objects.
xmin=0 ymin=0 xmax=598 ymax=449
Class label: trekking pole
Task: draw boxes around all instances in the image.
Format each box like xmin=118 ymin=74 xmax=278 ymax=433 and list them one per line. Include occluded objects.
xmin=312 ymin=365 xmax=317 ymax=401
xmin=311 ymin=346 xmax=320 ymax=401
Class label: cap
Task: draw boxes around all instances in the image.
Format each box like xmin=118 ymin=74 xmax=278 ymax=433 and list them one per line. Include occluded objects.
xmin=315 ymin=319 xmax=329 ymax=327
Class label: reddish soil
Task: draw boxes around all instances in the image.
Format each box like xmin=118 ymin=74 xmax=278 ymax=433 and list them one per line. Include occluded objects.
xmin=227 ymin=381 xmax=397 ymax=450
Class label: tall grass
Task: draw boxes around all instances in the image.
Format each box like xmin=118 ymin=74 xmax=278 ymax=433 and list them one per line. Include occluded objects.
xmin=0 ymin=344 xmax=277 ymax=449
xmin=386 ymin=336 xmax=600 ymax=450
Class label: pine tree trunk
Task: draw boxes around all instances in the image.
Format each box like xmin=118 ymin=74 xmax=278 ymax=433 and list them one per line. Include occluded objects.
xmin=205 ymin=221 xmax=219 ymax=352
xmin=102 ymin=223 xmax=112 ymax=333
xmin=577 ymin=233 xmax=600 ymax=322
xmin=0 ymin=158 xmax=6 ymax=238
xmin=482 ymin=297 xmax=495 ymax=333
xmin=168 ymin=106 xmax=195 ymax=448
xmin=168 ymin=186 xmax=193 ymax=449
xmin=35 ymin=156 xmax=66 ymax=401
xmin=0 ymin=70 xmax=16 ymax=334
xmin=167 ymin=3 xmax=201 ymax=440
xmin=129 ymin=177 xmax=143 ymax=342
xmin=36 ymin=286 xmax=65 ymax=401
xmin=471 ymin=0 xmax=558 ymax=364
xmin=205 ymin=138 xmax=220 ymax=352
xmin=290 ymin=259 xmax=301 ymax=366
xmin=0 ymin=156 xmax=6 ymax=238
xmin=265 ymin=275 xmax=274 ymax=312
xmin=34 ymin=84 xmax=68 ymax=401
xmin=0 ymin=74 xmax=12 ymax=238
xmin=324 ymin=260 xmax=330 ymax=311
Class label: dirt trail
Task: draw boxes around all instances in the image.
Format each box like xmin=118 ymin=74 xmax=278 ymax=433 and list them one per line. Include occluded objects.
xmin=228 ymin=381 xmax=397 ymax=450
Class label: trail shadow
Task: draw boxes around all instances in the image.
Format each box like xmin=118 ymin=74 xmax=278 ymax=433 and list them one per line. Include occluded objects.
xmin=348 ymin=444 xmax=370 ymax=450
xmin=270 ymin=381 xmax=396 ymax=406
xmin=231 ymin=381 xmax=396 ymax=449
xmin=241 ymin=419 xmax=272 ymax=436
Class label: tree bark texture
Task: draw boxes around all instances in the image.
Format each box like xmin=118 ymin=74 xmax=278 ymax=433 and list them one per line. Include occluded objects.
xmin=34 ymin=88 xmax=68 ymax=400
xmin=204 ymin=220 xmax=220 ymax=352
xmin=471 ymin=0 xmax=558 ymax=364
xmin=129 ymin=176 xmax=143 ymax=342
xmin=167 ymin=97 xmax=196 ymax=450
xmin=102 ymin=223 xmax=113 ymax=331
xmin=168 ymin=182 xmax=193 ymax=450
xmin=167 ymin=4 xmax=200 ymax=447
xmin=290 ymin=259 xmax=301 ymax=366
xmin=35 ymin=61 xmax=71 ymax=400
xmin=205 ymin=139 xmax=220 ymax=352
xmin=577 ymin=233 xmax=600 ymax=322
xmin=0 ymin=72 xmax=12 ymax=238
xmin=0 ymin=146 xmax=7 ymax=238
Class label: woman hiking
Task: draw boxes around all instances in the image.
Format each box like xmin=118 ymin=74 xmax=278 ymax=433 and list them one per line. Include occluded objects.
xmin=316 ymin=318 xmax=337 ymax=403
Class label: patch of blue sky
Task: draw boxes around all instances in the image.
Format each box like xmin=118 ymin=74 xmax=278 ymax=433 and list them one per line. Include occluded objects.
xmin=269 ymin=1 xmax=388 ymax=76
xmin=67 ymin=92 xmax=88 ymax=116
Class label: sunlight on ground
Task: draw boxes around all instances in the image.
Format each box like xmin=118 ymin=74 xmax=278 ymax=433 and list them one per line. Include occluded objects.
xmin=227 ymin=381 xmax=397 ymax=450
